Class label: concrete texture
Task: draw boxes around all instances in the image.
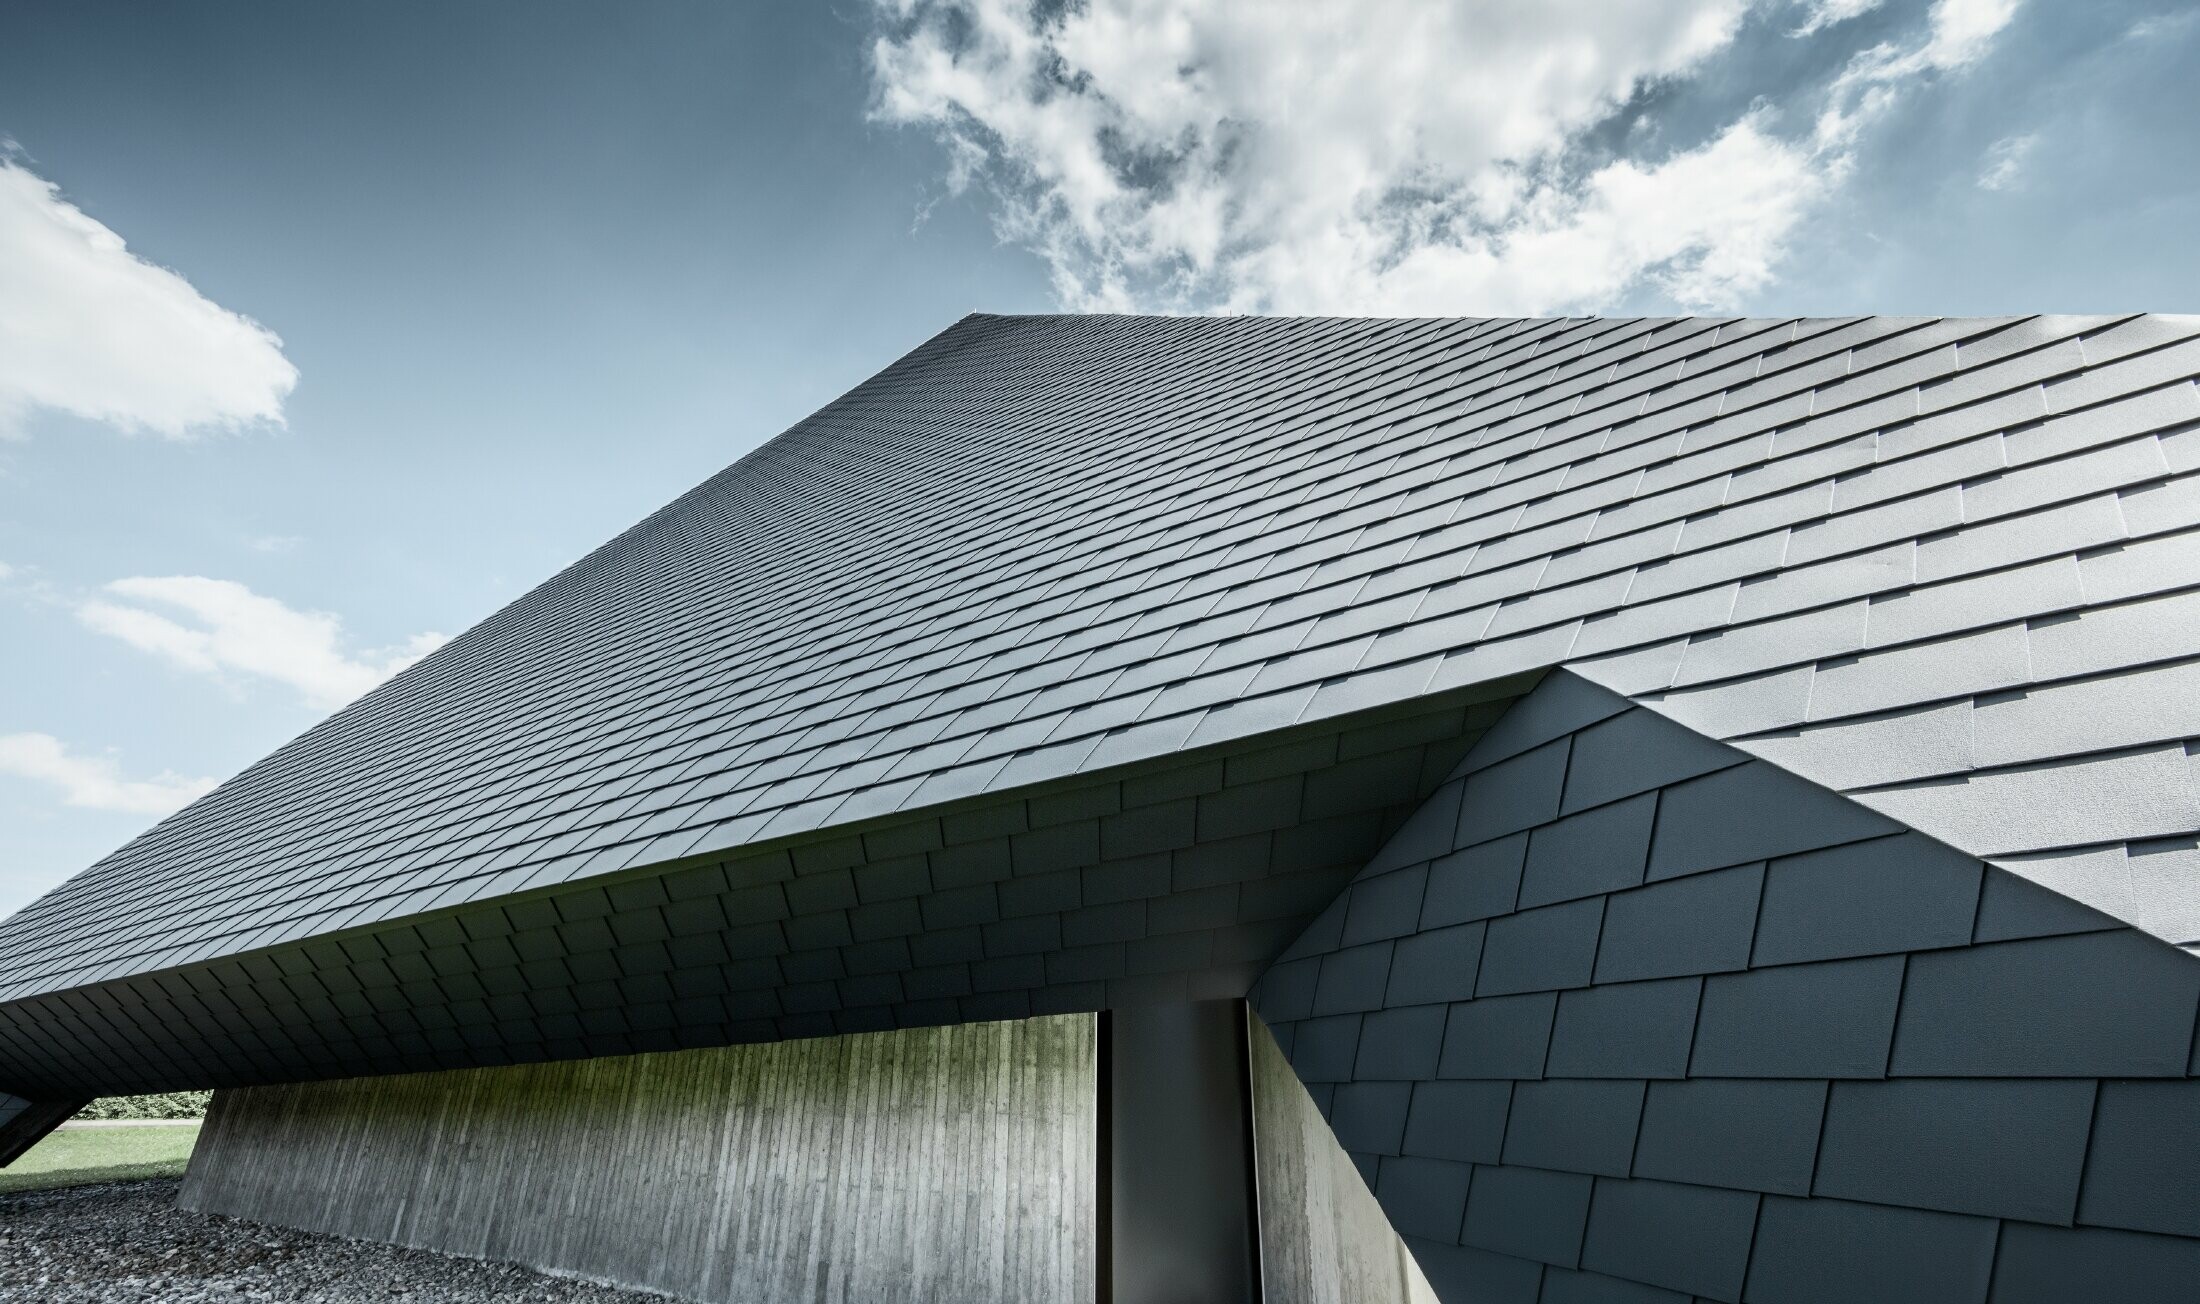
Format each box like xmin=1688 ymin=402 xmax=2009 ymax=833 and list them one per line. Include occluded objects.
xmin=180 ymin=1016 xmax=1095 ymax=1304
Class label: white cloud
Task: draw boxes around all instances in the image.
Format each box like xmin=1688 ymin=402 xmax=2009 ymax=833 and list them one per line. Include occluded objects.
xmin=872 ymin=0 xmax=2025 ymax=315
xmin=1976 ymin=132 xmax=2037 ymax=190
xmin=247 ymin=534 xmax=303 ymax=554
xmin=0 ymin=561 xmax=13 ymax=581
xmin=0 ymin=155 xmax=297 ymax=439
xmin=1816 ymin=0 xmax=2021 ymax=154
xmin=1837 ymin=0 xmax=2018 ymax=83
xmin=1793 ymin=0 xmax=1885 ymax=36
xmin=0 ymin=732 xmax=215 ymax=817
xmin=77 ymin=576 xmax=447 ymax=711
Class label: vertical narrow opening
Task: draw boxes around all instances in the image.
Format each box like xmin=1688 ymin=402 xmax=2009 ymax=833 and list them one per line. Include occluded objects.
xmin=1096 ymin=1008 xmax=1113 ymax=1304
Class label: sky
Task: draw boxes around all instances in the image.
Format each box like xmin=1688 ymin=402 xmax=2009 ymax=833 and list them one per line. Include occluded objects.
xmin=1 ymin=0 xmax=2196 ymax=920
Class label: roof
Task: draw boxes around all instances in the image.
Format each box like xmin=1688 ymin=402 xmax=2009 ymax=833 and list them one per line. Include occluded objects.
xmin=3 ymin=311 xmax=2196 ymax=1056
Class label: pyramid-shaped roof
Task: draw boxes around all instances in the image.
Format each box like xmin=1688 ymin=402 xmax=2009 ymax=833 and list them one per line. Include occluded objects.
xmin=3 ymin=311 xmax=2197 ymax=1097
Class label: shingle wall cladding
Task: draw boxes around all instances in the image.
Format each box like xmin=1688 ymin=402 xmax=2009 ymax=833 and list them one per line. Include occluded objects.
xmin=0 ymin=694 xmax=1503 ymax=1098
xmin=1250 ymin=672 xmax=2200 ymax=1304
xmin=8 ymin=312 xmax=2200 ymax=1022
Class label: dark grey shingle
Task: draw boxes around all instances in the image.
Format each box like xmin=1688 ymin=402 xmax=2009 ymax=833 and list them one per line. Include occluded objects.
xmin=1461 ymin=1163 xmax=1594 ymax=1268
xmin=1518 ymin=793 xmax=1659 ymax=909
xmin=1374 ymin=1155 xmax=1472 ymax=1243
xmin=1354 ymin=1004 xmax=1448 ymax=1082
xmin=1752 ymin=832 xmax=1982 ymax=965
xmin=1312 ymin=942 xmax=1395 ymax=1016
xmin=1646 ymin=762 xmax=1899 ymax=882
xmin=1890 ymin=929 xmax=2200 ymax=1077
xmin=1343 ymin=865 xmax=1432 ymax=945
xmin=1988 ymin=1222 xmax=2200 ymax=1304
xmin=1437 ymin=992 xmax=1558 ymax=1081
xmin=1745 ymin=1196 xmax=1996 ymax=1304
xmin=1812 ymin=1078 xmax=2096 ymax=1224
xmin=2077 ymin=1079 xmax=2200 ymax=1238
xmin=1421 ymin=834 xmax=1528 ymax=929
xmin=1593 ymin=861 xmax=1764 ymax=984
xmin=1402 ymin=1079 xmax=1512 ymax=1165
xmin=1578 ymin=1176 xmax=1757 ymax=1302
xmin=1456 ymin=738 xmax=1572 ymax=844
xmin=1545 ymin=978 xmax=1700 ymax=1080
xmin=1500 ymin=1079 xmax=1645 ymax=1178
xmin=1539 ymin=1266 xmax=1691 ymax=1304
xmin=1632 ymin=1078 xmax=1826 ymax=1197
xmin=1331 ymin=1081 xmax=1413 ymax=1157
xmin=1384 ymin=922 xmax=1486 ymax=1008
xmin=1691 ymin=956 xmax=1902 ymax=1078
xmin=1559 ymin=707 xmax=1740 ymax=815
xmin=1287 ymin=1013 xmax=1362 ymax=1083
xmin=1476 ymin=898 xmax=1605 ymax=997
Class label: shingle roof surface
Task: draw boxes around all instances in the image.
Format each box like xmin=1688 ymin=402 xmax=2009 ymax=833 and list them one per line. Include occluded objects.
xmin=5 ymin=311 xmax=2198 ymax=1008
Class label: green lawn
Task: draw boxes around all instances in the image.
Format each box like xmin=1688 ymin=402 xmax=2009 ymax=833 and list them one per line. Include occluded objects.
xmin=0 ymin=1123 xmax=200 ymax=1194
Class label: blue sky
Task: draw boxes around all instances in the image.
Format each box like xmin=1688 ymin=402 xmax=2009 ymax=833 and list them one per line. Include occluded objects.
xmin=1 ymin=0 xmax=2195 ymax=919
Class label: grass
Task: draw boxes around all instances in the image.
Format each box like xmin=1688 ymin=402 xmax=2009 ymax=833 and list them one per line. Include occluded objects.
xmin=0 ymin=1122 xmax=200 ymax=1194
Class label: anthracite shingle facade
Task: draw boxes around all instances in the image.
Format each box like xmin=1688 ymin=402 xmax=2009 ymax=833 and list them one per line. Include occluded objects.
xmin=1251 ymin=670 xmax=2200 ymax=1301
xmin=3 ymin=312 xmax=2198 ymax=1301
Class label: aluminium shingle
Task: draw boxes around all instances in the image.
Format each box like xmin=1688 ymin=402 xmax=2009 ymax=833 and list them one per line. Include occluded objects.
xmin=1811 ymin=1078 xmax=2096 ymax=1224
xmin=1474 ymin=898 xmax=1604 ymax=997
xmin=1400 ymin=1079 xmax=1512 ymax=1166
xmin=1435 ymin=993 xmax=1556 ymax=1081
xmin=1460 ymin=1163 xmax=1592 ymax=1268
xmin=1577 ymin=1176 xmax=1757 ymax=1302
xmin=1498 ymin=1079 xmax=1644 ymax=1179
xmin=1990 ymin=1223 xmax=2200 ymax=1304
xmin=6 ymin=310 xmax=2200 ymax=1103
xmin=1688 ymin=956 xmax=1902 ymax=1079
xmin=2077 ymin=1079 xmax=2200 ymax=1237
xmin=1889 ymin=928 xmax=2200 ymax=1077
xmin=1645 ymin=762 xmax=1898 ymax=881
xmin=1631 ymin=1078 xmax=1826 ymax=1197
xmin=1516 ymin=793 xmax=1658 ymax=909
xmin=1750 ymin=832 xmax=1982 ymax=965
xmin=1542 ymin=977 xmax=1700 ymax=1080
xmin=1744 ymin=1197 xmax=1996 ymax=1304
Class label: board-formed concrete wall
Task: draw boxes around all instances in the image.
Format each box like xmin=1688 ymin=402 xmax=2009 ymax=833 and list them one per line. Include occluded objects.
xmin=180 ymin=1015 xmax=1095 ymax=1304
xmin=1251 ymin=672 xmax=2200 ymax=1304
xmin=1252 ymin=1014 xmax=1437 ymax=1304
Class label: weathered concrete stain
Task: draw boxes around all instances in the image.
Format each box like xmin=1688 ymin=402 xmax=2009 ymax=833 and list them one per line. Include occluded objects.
xmin=181 ymin=1016 xmax=1096 ymax=1303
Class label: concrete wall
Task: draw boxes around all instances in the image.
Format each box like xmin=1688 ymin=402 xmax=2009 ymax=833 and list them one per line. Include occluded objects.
xmin=181 ymin=1015 xmax=1095 ymax=1304
xmin=1250 ymin=672 xmax=2200 ymax=1304
xmin=1252 ymin=1015 xmax=1437 ymax=1304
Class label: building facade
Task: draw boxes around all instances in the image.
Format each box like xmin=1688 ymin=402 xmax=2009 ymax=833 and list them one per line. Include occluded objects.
xmin=3 ymin=313 xmax=2197 ymax=1301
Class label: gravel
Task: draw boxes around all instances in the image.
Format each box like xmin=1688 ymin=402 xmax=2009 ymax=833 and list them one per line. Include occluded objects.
xmin=0 ymin=1179 xmax=672 ymax=1303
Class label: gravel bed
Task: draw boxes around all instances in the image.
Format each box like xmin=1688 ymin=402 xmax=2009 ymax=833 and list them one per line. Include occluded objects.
xmin=0 ymin=1179 xmax=672 ymax=1302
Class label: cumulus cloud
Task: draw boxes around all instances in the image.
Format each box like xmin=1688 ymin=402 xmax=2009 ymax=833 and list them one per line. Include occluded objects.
xmin=77 ymin=576 xmax=447 ymax=711
xmin=0 ymin=155 xmax=297 ymax=439
xmin=871 ymin=0 xmax=2024 ymax=315
xmin=0 ymin=732 xmax=216 ymax=817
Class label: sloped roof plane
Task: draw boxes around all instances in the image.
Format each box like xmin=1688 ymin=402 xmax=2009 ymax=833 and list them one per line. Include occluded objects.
xmin=2 ymin=311 xmax=2197 ymax=1097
